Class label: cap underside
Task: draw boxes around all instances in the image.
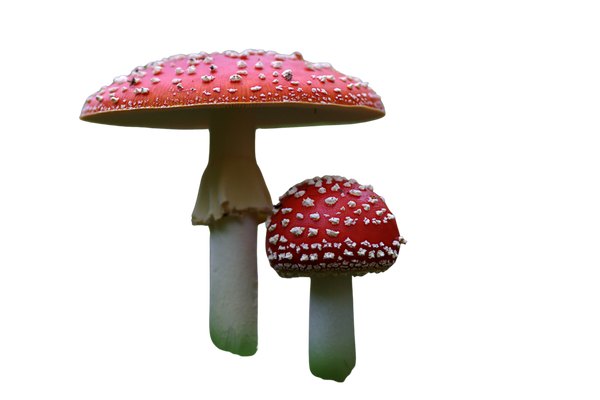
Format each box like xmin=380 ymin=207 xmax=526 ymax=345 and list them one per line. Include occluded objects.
xmin=79 ymin=102 xmax=384 ymax=130
xmin=269 ymin=260 xmax=398 ymax=281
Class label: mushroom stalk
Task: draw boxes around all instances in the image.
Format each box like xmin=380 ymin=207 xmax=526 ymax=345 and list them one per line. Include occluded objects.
xmin=193 ymin=109 xmax=272 ymax=356
xmin=309 ymin=275 xmax=356 ymax=382
xmin=209 ymin=213 xmax=259 ymax=356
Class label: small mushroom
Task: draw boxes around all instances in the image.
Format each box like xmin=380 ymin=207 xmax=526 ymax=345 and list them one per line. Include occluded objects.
xmin=265 ymin=176 xmax=406 ymax=382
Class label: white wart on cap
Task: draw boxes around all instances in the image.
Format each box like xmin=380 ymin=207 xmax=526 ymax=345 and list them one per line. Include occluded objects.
xmin=265 ymin=175 xmax=406 ymax=278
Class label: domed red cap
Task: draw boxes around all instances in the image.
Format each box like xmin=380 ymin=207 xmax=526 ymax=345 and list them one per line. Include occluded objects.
xmin=265 ymin=176 xmax=406 ymax=278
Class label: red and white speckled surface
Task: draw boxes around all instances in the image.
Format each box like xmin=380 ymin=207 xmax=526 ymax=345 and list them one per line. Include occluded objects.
xmin=265 ymin=175 xmax=406 ymax=278
xmin=80 ymin=50 xmax=385 ymax=129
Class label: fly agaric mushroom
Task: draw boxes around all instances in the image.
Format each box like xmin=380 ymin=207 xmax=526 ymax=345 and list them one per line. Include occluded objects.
xmin=80 ymin=50 xmax=385 ymax=357
xmin=265 ymin=175 xmax=406 ymax=382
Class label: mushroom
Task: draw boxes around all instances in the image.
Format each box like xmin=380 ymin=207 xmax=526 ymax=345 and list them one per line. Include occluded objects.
xmin=265 ymin=175 xmax=406 ymax=382
xmin=80 ymin=50 xmax=385 ymax=357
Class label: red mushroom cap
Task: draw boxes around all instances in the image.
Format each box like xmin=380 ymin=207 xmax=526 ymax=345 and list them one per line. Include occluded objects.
xmin=80 ymin=50 xmax=385 ymax=129
xmin=265 ymin=176 xmax=406 ymax=278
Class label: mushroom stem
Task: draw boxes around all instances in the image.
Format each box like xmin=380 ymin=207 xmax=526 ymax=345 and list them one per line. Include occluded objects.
xmin=192 ymin=109 xmax=271 ymax=225
xmin=309 ymin=275 xmax=356 ymax=382
xmin=192 ymin=109 xmax=272 ymax=356
xmin=209 ymin=214 xmax=259 ymax=356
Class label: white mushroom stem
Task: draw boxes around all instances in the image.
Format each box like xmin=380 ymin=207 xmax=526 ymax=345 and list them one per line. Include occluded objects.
xmin=192 ymin=109 xmax=272 ymax=356
xmin=209 ymin=214 xmax=259 ymax=357
xmin=309 ymin=275 xmax=356 ymax=382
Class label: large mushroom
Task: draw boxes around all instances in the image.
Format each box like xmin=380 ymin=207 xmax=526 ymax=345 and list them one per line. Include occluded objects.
xmin=265 ymin=175 xmax=406 ymax=381
xmin=80 ymin=50 xmax=385 ymax=357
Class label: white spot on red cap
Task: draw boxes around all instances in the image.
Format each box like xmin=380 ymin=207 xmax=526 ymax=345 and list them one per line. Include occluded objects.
xmin=302 ymin=198 xmax=315 ymax=207
xmin=326 ymin=229 xmax=339 ymax=237
xmin=290 ymin=227 xmax=305 ymax=236
xmin=344 ymin=238 xmax=356 ymax=248
xmin=269 ymin=234 xmax=280 ymax=245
